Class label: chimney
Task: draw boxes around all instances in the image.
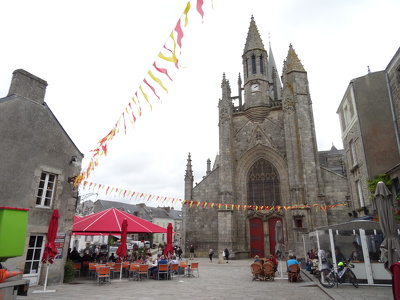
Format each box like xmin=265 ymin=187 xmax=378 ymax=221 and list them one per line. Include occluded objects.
xmin=8 ymin=69 xmax=48 ymax=104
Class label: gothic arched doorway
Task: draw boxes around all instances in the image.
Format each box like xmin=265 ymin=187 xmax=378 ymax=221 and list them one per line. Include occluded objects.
xmin=247 ymin=158 xmax=282 ymax=258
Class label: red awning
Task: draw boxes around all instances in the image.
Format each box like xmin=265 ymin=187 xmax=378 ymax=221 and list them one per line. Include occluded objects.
xmin=72 ymin=208 xmax=168 ymax=234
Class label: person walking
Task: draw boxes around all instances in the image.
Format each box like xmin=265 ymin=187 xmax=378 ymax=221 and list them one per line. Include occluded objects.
xmin=224 ymin=248 xmax=230 ymax=263
xmin=208 ymin=247 xmax=214 ymax=262
xmin=189 ymin=245 xmax=195 ymax=260
xmin=176 ymin=247 xmax=183 ymax=260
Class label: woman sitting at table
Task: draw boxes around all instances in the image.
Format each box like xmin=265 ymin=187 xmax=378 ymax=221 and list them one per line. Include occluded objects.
xmin=147 ymin=257 xmax=157 ymax=278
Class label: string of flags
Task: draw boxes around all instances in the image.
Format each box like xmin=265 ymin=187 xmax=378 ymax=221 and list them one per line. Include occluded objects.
xmin=73 ymin=1 xmax=347 ymax=214
xmin=81 ymin=180 xmax=347 ymax=212
xmin=74 ymin=0 xmax=210 ymax=186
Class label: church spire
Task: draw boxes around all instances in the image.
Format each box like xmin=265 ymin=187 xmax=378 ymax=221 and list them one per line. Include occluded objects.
xmin=243 ymin=15 xmax=265 ymax=54
xmin=185 ymin=152 xmax=193 ymax=179
xmin=268 ymin=42 xmax=282 ymax=100
xmin=283 ymin=44 xmax=306 ymax=73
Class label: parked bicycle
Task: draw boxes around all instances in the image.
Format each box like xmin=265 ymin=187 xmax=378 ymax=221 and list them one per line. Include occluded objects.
xmin=318 ymin=260 xmax=358 ymax=288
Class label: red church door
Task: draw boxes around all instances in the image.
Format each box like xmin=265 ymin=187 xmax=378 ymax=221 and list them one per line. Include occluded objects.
xmin=249 ymin=218 xmax=264 ymax=258
xmin=268 ymin=217 xmax=284 ymax=257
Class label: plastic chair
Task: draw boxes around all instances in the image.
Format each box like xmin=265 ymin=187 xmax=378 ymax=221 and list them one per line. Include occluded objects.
xmin=263 ymin=262 xmax=275 ymax=281
xmin=190 ymin=262 xmax=199 ymax=277
xmin=82 ymin=261 xmax=90 ymax=276
xmin=112 ymin=263 xmax=122 ymax=279
xmin=288 ymin=264 xmax=302 ymax=282
xmin=157 ymin=264 xmax=169 ymax=280
xmin=128 ymin=263 xmax=140 ymax=280
xmin=122 ymin=261 xmax=130 ymax=277
xmin=169 ymin=263 xmax=179 ymax=279
xmin=179 ymin=262 xmax=188 ymax=277
xmin=72 ymin=262 xmax=81 ymax=277
xmin=96 ymin=266 xmax=111 ymax=285
xmin=138 ymin=264 xmax=149 ymax=281
xmin=89 ymin=263 xmax=98 ymax=280
xmin=250 ymin=262 xmax=263 ymax=281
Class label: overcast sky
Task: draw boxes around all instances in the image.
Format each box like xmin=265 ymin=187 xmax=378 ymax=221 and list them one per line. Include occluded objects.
xmin=1 ymin=0 xmax=399 ymax=209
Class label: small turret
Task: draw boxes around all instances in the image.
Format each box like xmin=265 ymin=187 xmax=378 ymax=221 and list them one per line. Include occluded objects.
xmin=184 ymin=153 xmax=194 ymax=200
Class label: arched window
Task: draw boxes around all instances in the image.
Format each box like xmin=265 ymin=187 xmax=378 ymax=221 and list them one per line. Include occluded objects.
xmin=251 ymin=55 xmax=256 ymax=74
xmin=245 ymin=58 xmax=249 ymax=78
xmin=260 ymin=56 xmax=264 ymax=74
xmin=247 ymin=159 xmax=281 ymax=206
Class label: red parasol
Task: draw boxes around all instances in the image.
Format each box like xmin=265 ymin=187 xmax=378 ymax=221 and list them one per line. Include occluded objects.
xmin=41 ymin=209 xmax=60 ymax=264
xmin=116 ymin=219 xmax=128 ymax=260
xmin=163 ymin=222 xmax=173 ymax=257
xmin=72 ymin=208 xmax=168 ymax=234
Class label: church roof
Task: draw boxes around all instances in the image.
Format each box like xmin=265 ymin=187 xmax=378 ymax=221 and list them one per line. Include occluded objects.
xmin=243 ymin=16 xmax=265 ymax=54
xmin=283 ymin=44 xmax=305 ymax=73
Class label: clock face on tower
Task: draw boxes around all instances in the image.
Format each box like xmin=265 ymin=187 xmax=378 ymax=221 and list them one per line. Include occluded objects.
xmin=251 ymin=83 xmax=260 ymax=92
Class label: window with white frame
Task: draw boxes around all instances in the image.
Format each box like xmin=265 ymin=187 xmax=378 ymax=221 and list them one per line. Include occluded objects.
xmin=356 ymin=180 xmax=365 ymax=207
xmin=36 ymin=172 xmax=56 ymax=207
xmin=350 ymin=140 xmax=357 ymax=167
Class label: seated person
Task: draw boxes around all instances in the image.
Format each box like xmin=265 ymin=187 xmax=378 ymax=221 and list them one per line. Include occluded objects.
xmin=109 ymin=253 xmax=117 ymax=262
xmin=267 ymin=254 xmax=278 ymax=272
xmin=253 ymin=255 xmax=264 ymax=264
xmin=152 ymin=255 xmax=168 ymax=279
xmin=69 ymin=247 xmax=80 ymax=261
xmin=286 ymin=255 xmax=299 ymax=271
xmin=169 ymin=255 xmax=179 ymax=265
xmin=334 ymin=246 xmax=346 ymax=263
xmin=350 ymin=241 xmax=363 ymax=261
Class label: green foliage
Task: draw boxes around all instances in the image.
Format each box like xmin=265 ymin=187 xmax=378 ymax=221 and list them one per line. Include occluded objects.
xmin=64 ymin=260 xmax=76 ymax=283
xmin=109 ymin=236 xmax=116 ymax=245
xmin=137 ymin=246 xmax=147 ymax=258
xmin=367 ymin=174 xmax=392 ymax=194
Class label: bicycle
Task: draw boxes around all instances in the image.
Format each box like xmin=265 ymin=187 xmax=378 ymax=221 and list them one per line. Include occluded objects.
xmin=318 ymin=260 xmax=358 ymax=288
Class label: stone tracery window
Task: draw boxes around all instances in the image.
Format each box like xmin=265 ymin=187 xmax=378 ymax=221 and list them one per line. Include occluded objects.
xmin=247 ymin=159 xmax=281 ymax=206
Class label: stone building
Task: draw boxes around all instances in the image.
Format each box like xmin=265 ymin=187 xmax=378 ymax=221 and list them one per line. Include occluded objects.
xmin=385 ymin=47 xmax=400 ymax=189
xmin=337 ymin=66 xmax=400 ymax=215
xmin=182 ymin=17 xmax=349 ymax=260
xmin=0 ymin=70 xmax=83 ymax=285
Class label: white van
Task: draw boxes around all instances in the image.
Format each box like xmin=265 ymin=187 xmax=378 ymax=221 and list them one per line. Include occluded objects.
xmin=131 ymin=241 xmax=151 ymax=249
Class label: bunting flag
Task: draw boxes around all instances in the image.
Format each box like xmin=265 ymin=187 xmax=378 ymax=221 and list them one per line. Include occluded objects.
xmin=81 ymin=180 xmax=348 ymax=212
xmin=74 ymin=0 xmax=209 ymax=187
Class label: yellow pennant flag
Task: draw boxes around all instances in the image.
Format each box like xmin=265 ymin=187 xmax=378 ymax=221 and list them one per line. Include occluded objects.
xmin=183 ymin=1 xmax=191 ymax=27
xmin=148 ymin=70 xmax=168 ymax=93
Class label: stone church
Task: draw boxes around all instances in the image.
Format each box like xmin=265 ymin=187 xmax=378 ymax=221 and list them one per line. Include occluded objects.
xmin=182 ymin=17 xmax=349 ymax=260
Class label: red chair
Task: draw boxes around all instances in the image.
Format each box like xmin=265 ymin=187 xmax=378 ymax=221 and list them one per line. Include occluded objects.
xmin=157 ymin=264 xmax=169 ymax=280
xmin=96 ymin=266 xmax=111 ymax=285
xmin=169 ymin=263 xmax=179 ymax=279
xmin=138 ymin=264 xmax=149 ymax=281
xmin=128 ymin=263 xmax=140 ymax=280
xmin=288 ymin=264 xmax=302 ymax=282
xmin=190 ymin=262 xmax=199 ymax=277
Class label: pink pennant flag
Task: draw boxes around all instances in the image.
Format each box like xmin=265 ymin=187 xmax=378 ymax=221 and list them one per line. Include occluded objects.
xmin=128 ymin=102 xmax=137 ymax=122
xmin=153 ymin=62 xmax=173 ymax=81
xmin=122 ymin=112 xmax=127 ymax=134
xmin=143 ymin=78 xmax=160 ymax=100
xmin=174 ymin=19 xmax=184 ymax=49
xmin=196 ymin=0 xmax=204 ymax=22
